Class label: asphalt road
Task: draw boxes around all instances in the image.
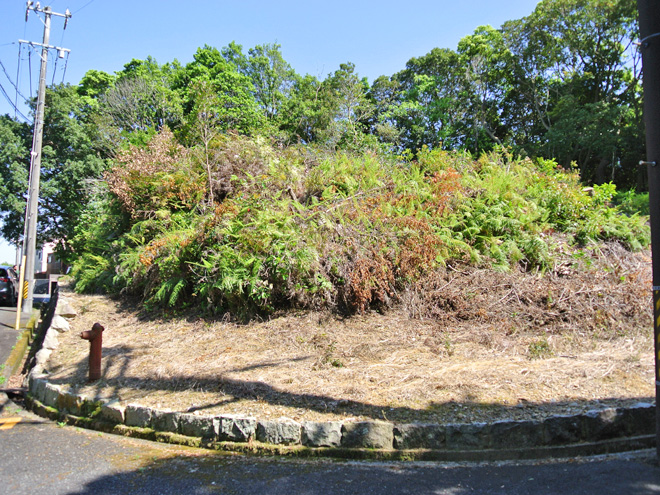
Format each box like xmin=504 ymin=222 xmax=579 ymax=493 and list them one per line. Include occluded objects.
xmin=1 ymin=395 xmax=660 ymax=495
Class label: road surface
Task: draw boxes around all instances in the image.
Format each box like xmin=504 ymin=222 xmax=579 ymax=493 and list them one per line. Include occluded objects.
xmin=1 ymin=395 xmax=660 ymax=495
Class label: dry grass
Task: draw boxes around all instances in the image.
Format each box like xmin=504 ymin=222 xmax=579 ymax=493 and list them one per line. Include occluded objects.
xmin=45 ymin=243 xmax=655 ymax=424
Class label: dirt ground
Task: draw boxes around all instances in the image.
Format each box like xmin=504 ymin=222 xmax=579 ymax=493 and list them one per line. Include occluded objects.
xmin=44 ymin=242 xmax=655 ymax=425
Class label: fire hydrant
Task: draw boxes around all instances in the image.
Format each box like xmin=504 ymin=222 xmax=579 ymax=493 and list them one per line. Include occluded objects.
xmin=80 ymin=323 xmax=104 ymax=382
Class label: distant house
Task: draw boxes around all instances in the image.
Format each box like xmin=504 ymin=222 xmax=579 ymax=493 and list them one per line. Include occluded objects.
xmin=36 ymin=242 xmax=64 ymax=277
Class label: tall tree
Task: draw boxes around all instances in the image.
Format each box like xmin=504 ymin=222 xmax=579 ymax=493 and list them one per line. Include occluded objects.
xmin=383 ymin=48 xmax=465 ymax=153
xmin=99 ymin=57 xmax=183 ymax=143
xmin=245 ymin=43 xmax=297 ymax=121
xmin=174 ymin=45 xmax=264 ymax=135
xmin=504 ymin=0 xmax=643 ymax=184
xmin=0 ymin=85 xmax=108 ymax=257
xmin=457 ymin=25 xmax=515 ymax=153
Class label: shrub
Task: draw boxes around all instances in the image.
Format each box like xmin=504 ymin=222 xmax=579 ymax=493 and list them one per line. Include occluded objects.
xmin=72 ymin=134 xmax=651 ymax=317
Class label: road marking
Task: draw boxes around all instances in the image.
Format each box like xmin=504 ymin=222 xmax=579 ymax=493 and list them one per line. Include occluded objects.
xmin=0 ymin=417 xmax=22 ymax=430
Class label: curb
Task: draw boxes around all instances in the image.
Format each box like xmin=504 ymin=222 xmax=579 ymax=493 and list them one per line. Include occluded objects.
xmin=24 ymin=372 xmax=656 ymax=461
xmin=2 ymin=312 xmax=39 ymax=383
xmin=19 ymin=293 xmax=658 ymax=461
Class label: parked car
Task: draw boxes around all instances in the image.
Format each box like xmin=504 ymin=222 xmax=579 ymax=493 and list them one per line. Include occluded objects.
xmin=33 ymin=279 xmax=52 ymax=308
xmin=0 ymin=265 xmax=18 ymax=306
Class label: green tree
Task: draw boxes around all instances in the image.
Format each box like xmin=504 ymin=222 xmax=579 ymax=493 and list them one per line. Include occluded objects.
xmin=0 ymin=115 xmax=30 ymax=247
xmin=0 ymin=85 xmax=108 ymax=258
xmin=457 ymin=25 xmax=515 ymax=153
xmin=244 ymin=43 xmax=297 ymax=121
xmin=174 ymin=45 xmax=264 ymax=135
xmin=98 ymin=57 xmax=183 ymax=145
xmin=503 ymin=0 xmax=643 ymax=185
xmin=388 ymin=48 xmax=464 ymax=152
xmin=318 ymin=62 xmax=376 ymax=150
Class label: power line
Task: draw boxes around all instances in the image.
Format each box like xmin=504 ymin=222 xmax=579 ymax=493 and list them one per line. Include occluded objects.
xmin=28 ymin=50 xmax=33 ymax=97
xmin=0 ymin=80 xmax=30 ymax=121
xmin=61 ymin=51 xmax=70 ymax=83
xmin=0 ymin=58 xmax=31 ymax=105
xmin=15 ymin=45 xmax=21 ymax=119
xmin=73 ymin=0 xmax=97 ymax=14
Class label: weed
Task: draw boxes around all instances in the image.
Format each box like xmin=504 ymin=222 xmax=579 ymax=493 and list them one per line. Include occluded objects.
xmin=323 ymin=341 xmax=344 ymax=368
xmin=528 ymin=338 xmax=553 ymax=360
xmin=444 ymin=338 xmax=455 ymax=357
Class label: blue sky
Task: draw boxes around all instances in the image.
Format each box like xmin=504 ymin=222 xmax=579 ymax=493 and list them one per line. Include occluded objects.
xmin=0 ymin=0 xmax=541 ymax=259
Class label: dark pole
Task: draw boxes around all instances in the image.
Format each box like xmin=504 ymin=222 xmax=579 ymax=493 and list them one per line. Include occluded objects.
xmin=638 ymin=0 xmax=660 ymax=460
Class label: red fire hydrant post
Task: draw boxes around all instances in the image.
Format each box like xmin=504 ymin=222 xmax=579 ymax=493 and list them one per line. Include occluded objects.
xmin=80 ymin=323 xmax=104 ymax=382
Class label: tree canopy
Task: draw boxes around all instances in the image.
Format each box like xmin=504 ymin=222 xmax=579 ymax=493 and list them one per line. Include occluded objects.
xmin=0 ymin=0 xmax=646 ymax=261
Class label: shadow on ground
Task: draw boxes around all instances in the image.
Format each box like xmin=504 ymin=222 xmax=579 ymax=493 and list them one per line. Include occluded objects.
xmin=63 ymin=449 xmax=660 ymax=495
xmin=43 ymin=342 xmax=654 ymax=423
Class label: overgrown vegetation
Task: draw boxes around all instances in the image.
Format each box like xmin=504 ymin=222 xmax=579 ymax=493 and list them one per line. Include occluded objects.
xmin=0 ymin=0 xmax=650 ymax=324
xmin=0 ymin=0 xmax=648 ymax=257
xmin=70 ymin=131 xmax=649 ymax=318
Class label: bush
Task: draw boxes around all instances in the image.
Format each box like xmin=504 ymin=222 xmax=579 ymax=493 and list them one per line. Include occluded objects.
xmin=71 ymin=132 xmax=651 ymax=317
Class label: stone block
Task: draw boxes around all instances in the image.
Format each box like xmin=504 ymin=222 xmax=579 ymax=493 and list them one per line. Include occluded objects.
xmin=582 ymin=408 xmax=622 ymax=441
xmin=35 ymin=348 xmax=52 ymax=367
xmin=617 ymin=403 xmax=655 ymax=437
xmin=57 ymin=390 xmax=82 ymax=415
xmin=50 ymin=315 xmax=70 ymax=333
xmin=100 ymin=400 xmax=125 ymax=424
xmin=543 ymin=414 xmax=582 ymax=445
xmin=394 ymin=423 xmax=446 ymax=450
xmin=42 ymin=329 xmax=59 ymax=350
xmin=56 ymin=300 xmax=77 ymax=318
xmin=341 ymin=421 xmax=394 ymax=449
xmin=446 ymin=423 xmax=490 ymax=450
xmin=43 ymin=382 xmax=61 ymax=408
xmin=256 ymin=418 xmax=302 ymax=445
xmin=302 ymin=421 xmax=342 ymax=447
xmin=218 ymin=415 xmax=256 ymax=442
xmin=29 ymin=376 xmax=47 ymax=403
xmin=125 ymin=404 xmax=153 ymax=428
xmin=178 ymin=413 xmax=218 ymax=439
xmin=151 ymin=409 xmax=180 ymax=433
xmin=490 ymin=420 xmax=544 ymax=448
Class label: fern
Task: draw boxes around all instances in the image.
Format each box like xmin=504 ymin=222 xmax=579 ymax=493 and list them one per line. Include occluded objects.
xmin=152 ymin=277 xmax=187 ymax=307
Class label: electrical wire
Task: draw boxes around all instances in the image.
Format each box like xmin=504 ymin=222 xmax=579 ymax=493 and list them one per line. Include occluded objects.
xmin=73 ymin=0 xmax=97 ymax=14
xmin=61 ymin=51 xmax=70 ymax=84
xmin=0 ymin=81 xmax=30 ymax=122
xmin=51 ymin=55 xmax=58 ymax=86
xmin=15 ymin=45 xmax=21 ymax=120
xmin=0 ymin=58 xmax=31 ymax=105
xmin=28 ymin=50 xmax=33 ymax=98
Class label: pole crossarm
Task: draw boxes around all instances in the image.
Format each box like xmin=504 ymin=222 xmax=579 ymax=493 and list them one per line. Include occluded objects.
xmin=18 ymin=40 xmax=71 ymax=54
xmin=26 ymin=2 xmax=72 ymax=21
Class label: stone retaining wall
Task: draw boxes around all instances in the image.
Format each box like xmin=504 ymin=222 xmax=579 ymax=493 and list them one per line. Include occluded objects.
xmin=26 ymin=372 xmax=655 ymax=457
xmin=22 ymin=295 xmax=657 ymax=460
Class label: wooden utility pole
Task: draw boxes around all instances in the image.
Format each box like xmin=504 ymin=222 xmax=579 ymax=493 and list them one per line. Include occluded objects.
xmin=20 ymin=2 xmax=70 ymax=313
xmin=637 ymin=0 xmax=660 ymax=459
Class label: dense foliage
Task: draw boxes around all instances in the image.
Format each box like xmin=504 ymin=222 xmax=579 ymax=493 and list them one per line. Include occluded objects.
xmin=69 ymin=130 xmax=649 ymax=317
xmin=0 ymin=0 xmax=650 ymax=318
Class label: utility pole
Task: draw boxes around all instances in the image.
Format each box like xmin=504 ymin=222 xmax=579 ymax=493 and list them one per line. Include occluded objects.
xmin=19 ymin=2 xmax=71 ymax=314
xmin=637 ymin=0 xmax=660 ymax=460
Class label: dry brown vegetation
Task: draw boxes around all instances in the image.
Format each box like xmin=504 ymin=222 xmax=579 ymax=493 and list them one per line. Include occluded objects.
xmin=45 ymin=242 xmax=654 ymax=425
